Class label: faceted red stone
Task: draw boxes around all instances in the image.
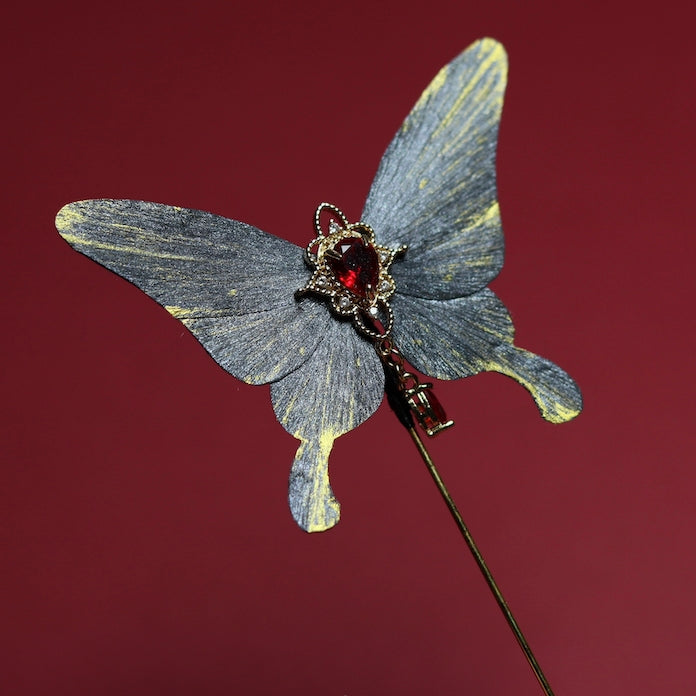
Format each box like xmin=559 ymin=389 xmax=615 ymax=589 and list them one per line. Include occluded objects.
xmin=408 ymin=387 xmax=452 ymax=434
xmin=326 ymin=237 xmax=379 ymax=298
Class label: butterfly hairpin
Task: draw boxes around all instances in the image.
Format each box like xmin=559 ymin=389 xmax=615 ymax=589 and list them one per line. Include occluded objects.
xmin=57 ymin=39 xmax=581 ymax=695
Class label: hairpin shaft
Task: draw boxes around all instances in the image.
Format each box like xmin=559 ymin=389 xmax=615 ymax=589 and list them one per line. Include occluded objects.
xmin=406 ymin=426 xmax=556 ymax=696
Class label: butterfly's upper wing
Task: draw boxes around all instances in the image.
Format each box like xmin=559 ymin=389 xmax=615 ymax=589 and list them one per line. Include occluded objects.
xmin=57 ymin=199 xmax=384 ymax=532
xmin=57 ymin=199 xmax=333 ymax=384
xmin=362 ymin=38 xmax=506 ymax=301
xmin=362 ymin=39 xmax=582 ymax=422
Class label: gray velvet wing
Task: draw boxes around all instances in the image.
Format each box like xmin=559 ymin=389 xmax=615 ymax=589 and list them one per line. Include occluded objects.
xmin=393 ymin=291 xmax=582 ymax=423
xmin=56 ymin=199 xmax=329 ymax=384
xmin=391 ymin=289 xmax=514 ymax=378
xmin=270 ymin=319 xmax=384 ymax=532
xmin=362 ymin=38 xmax=506 ymax=300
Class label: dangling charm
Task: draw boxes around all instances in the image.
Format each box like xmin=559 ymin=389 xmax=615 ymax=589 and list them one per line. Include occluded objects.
xmin=404 ymin=383 xmax=454 ymax=436
xmin=297 ymin=202 xmax=406 ymax=339
xmin=377 ymin=337 xmax=455 ymax=437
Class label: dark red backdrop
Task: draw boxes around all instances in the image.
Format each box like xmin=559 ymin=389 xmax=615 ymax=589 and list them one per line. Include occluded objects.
xmin=2 ymin=2 xmax=694 ymax=694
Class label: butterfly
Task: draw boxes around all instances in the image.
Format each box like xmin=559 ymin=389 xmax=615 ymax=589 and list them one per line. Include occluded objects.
xmin=56 ymin=38 xmax=582 ymax=533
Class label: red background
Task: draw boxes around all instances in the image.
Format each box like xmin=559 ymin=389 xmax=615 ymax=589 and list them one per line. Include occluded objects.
xmin=2 ymin=2 xmax=694 ymax=695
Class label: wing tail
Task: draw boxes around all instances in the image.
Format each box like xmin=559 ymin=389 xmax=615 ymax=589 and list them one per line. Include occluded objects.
xmin=288 ymin=435 xmax=341 ymax=532
xmin=489 ymin=344 xmax=582 ymax=423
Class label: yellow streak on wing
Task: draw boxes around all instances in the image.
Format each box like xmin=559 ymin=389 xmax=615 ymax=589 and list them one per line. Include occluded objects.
xmin=424 ymin=202 xmax=500 ymax=278
xmin=242 ymin=335 xmax=282 ymax=384
xmin=293 ymin=429 xmax=341 ymax=533
xmin=432 ymin=40 xmax=506 ymax=139
xmin=110 ymin=222 xmax=150 ymax=233
xmin=459 ymin=201 xmax=501 ymax=263
xmin=55 ymin=205 xmax=85 ymax=229
xmin=485 ymin=358 xmax=581 ymax=424
xmin=541 ymin=402 xmax=581 ymax=424
xmin=459 ymin=200 xmax=499 ymax=228
xmin=466 ymin=255 xmax=494 ymax=267
xmin=419 ymin=64 xmax=449 ymax=104
xmin=480 ymin=319 xmax=512 ymax=343
xmin=403 ymin=64 xmax=449 ymax=134
xmin=59 ymin=233 xmax=197 ymax=262
xmin=165 ymin=305 xmax=206 ymax=319
xmin=277 ymin=395 xmax=297 ymax=427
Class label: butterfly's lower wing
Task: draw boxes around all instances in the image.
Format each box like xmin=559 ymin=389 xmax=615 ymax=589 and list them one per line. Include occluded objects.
xmin=362 ymin=38 xmax=506 ymax=300
xmin=392 ymin=292 xmax=582 ymax=423
xmin=56 ymin=200 xmax=331 ymax=384
xmin=271 ymin=324 xmax=384 ymax=532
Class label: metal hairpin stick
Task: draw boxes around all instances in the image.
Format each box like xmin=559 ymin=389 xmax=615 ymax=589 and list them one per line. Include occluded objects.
xmin=406 ymin=426 xmax=556 ymax=696
xmin=304 ymin=203 xmax=559 ymax=694
xmin=381 ymin=361 xmax=556 ymax=696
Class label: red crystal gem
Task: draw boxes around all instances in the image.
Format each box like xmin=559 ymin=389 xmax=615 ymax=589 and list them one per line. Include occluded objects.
xmin=327 ymin=237 xmax=379 ymax=298
xmin=408 ymin=387 xmax=451 ymax=435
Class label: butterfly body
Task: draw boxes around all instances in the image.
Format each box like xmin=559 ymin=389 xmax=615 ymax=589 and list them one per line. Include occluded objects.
xmin=57 ymin=39 xmax=582 ymax=532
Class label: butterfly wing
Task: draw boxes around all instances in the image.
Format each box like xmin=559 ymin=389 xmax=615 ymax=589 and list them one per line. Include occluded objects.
xmin=271 ymin=324 xmax=384 ymax=532
xmin=57 ymin=199 xmax=384 ymax=532
xmin=362 ymin=39 xmax=582 ymax=422
xmin=391 ymin=292 xmax=581 ymax=423
xmin=362 ymin=38 xmax=506 ymax=300
xmin=56 ymin=199 xmax=332 ymax=384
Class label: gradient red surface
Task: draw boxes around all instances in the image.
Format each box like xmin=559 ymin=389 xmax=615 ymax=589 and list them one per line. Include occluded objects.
xmin=2 ymin=2 xmax=694 ymax=695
